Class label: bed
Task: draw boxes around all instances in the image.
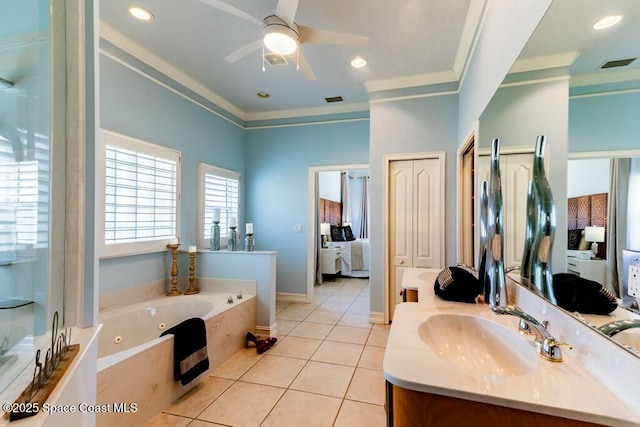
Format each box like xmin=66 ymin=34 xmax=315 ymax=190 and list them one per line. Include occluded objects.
xmin=327 ymin=239 xmax=370 ymax=276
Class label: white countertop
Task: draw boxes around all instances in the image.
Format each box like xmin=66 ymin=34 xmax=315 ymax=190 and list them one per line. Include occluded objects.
xmin=384 ymin=293 xmax=640 ymax=426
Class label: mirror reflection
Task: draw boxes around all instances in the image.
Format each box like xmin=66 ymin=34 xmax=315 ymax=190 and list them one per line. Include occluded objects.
xmin=475 ymin=0 xmax=640 ymax=356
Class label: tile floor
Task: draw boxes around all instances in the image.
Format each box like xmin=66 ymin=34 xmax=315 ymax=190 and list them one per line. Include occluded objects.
xmin=144 ymin=277 xmax=388 ymax=427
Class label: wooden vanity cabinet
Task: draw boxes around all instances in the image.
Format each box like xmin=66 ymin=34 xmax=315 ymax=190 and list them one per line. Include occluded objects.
xmin=386 ymin=381 xmax=605 ymax=427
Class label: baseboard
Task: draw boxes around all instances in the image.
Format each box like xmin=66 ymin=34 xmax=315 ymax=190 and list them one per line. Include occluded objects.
xmin=255 ymin=324 xmax=277 ymax=338
xmin=369 ymin=311 xmax=385 ymax=325
xmin=276 ymin=292 xmax=308 ymax=303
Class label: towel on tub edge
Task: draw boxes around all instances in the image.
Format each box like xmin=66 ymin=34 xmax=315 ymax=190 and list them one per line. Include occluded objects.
xmin=161 ymin=317 xmax=210 ymax=385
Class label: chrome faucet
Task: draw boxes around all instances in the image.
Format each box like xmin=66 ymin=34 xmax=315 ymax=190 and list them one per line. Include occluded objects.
xmin=492 ymin=306 xmax=571 ymax=362
xmin=597 ymin=319 xmax=640 ymax=337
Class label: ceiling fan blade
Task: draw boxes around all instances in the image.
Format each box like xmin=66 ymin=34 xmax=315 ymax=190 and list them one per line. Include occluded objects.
xmin=298 ymin=25 xmax=369 ymax=47
xmin=198 ymin=0 xmax=263 ymax=26
xmin=225 ymin=39 xmax=263 ymax=63
xmin=275 ymin=0 xmax=299 ymax=27
xmin=297 ymin=49 xmax=316 ymax=80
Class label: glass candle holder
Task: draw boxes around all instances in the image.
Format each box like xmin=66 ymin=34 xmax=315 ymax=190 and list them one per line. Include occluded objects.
xmin=210 ymin=221 xmax=220 ymax=251
xmin=245 ymin=234 xmax=255 ymax=252
xmin=229 ymin=226 xmax=238 ymax=251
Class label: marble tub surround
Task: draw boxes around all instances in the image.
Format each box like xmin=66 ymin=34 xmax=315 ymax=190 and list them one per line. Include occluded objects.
xmin=99 ymin=278 xmax=257 ymax=312
xmin=197 ymin=250 xmax=277 ymax=336
xmin=385 ymin=291 xmax=640 ymax=426
xmin=97 ymin=294 xmax=256 ymax=427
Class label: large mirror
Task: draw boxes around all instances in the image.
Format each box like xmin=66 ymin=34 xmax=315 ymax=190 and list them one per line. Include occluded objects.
xmin=0 ymin=0 xmax=66 ymax=393
xmin=477 ymin=0 xmax=640 ymax=356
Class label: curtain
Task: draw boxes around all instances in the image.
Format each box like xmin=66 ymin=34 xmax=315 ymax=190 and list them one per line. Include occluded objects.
xmin=315 ymin=172 xmax=323 ymax=285
xmin=341 ymin=172 xmax=351 ymax=226
xmin=607 ymin=158 xmax=630 ymax=297
xmin=359 ymin=176 xmax=370 ymax=239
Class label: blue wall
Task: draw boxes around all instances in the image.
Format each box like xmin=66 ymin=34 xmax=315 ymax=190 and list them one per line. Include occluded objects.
xmin=245 ymin=120 xmax=370 ymax=294
xmin=369 ymin=94 xmax=459 ymax=312
xmin=99 ymin=52 xmax=246 ymax=293
xmin=569 ymin=91 xmax=640 ymax=153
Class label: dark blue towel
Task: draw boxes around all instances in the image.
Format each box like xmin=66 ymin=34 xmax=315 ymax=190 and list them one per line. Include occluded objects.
xmin=161 ymin=317 xmax=210 ymax=385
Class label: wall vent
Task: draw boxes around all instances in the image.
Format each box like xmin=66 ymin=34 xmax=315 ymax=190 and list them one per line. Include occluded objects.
xmin=263 ymin=53 xmax=288 ymax=66
xmin=324 ymin=96 xmax=344 ymax=103
xmin=600 ymin=58 xmax=636 ymax=69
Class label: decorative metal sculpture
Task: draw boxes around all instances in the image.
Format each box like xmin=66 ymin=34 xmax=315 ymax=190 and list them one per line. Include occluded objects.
xmin=521 ymin=179 xmax=536 ymax=278
xmin=478 ymin=181 xmax=489 ymax=300
xmin=528 ymin=135 xmax=557 ymax=303
xmin=486 ymin=138 xmax=507 ymax=308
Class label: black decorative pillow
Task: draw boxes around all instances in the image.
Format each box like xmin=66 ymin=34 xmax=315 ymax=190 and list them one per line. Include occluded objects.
xmin=434 ymin=266 xmax=482 ymax=303
xmin=330 ymin=225 xmax=344 ymax=242
xmin=567 ymin=229 xmax=583 ymax=250
xmin=552 ymin=273 xmax=617 ymax=315
xmin=343 ymin=225 xmax=356 ymax=241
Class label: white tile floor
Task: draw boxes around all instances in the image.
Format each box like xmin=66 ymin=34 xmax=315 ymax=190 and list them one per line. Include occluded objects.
xmin=144 ymin=277 xmax=388 ymax=427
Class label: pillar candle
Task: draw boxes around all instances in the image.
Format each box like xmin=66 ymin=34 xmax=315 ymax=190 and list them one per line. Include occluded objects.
xmin=246 ymin=223 xmax=254 ymax=234
xmin=188 ymin=246 xmax=197 ymax=253
xmin=212 ymin=208 xmax=220 ymax=222
xmin=230 ymin=217 xmax=238 ymax=228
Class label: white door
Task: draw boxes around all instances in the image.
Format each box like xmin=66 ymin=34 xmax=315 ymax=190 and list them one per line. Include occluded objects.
xmin=477 ymin=153 xmax=533 ymax=270
xmin=389 ymin=158 xmax=442 ymax=318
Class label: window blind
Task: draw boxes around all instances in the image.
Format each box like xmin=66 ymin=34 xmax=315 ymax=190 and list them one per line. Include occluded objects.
xmin=104 ymin=145 xmax=178 ymax=245
xmin=200 ymin=164 xmax=239 ymax=246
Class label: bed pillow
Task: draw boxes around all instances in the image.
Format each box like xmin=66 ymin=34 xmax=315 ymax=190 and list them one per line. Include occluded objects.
xmin=330 ymin=225 xmax=344 ymax=241
xmin=343 ymin=225 xmax=356 ymax=241
xmin=567 ymin=229 xmax=582 ymax=250
xmin=433 ymin=266 xmax=482 ymax=303
xmin=552 ymin=273 xmax=617 ymax=315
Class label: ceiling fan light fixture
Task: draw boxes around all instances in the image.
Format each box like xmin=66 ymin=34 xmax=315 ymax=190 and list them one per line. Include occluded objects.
xmin=593 ymin=14 xmax=622 ymax=30
xmin=263 ymin=16 xmax=298 ymax=55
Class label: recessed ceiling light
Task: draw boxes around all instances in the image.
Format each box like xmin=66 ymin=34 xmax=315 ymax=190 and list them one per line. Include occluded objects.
xmin=593 ymin=14 xmax=622 ymax=30
xmin=257 ymin=92 xmax=270 ymax=99
xmin=350 ymin=56 xmax=367 ymax=68
xmin=129 ymin=6 xmax=154 ymax=21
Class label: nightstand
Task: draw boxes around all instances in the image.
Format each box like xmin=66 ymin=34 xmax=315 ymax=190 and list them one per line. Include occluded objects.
xmin=321 ymin=247 xmax=341 ymax=275
xmin=566 ymin=257 xmax=606 ymax=284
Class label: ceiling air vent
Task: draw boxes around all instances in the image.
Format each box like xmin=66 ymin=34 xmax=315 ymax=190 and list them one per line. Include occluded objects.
xmin=600 ymin=58 xmax=636 ymax=69
xmin=324 ymin=96 xmax=344 ymax=103
xmin=263 ymin=53 xmax=288 ymax=66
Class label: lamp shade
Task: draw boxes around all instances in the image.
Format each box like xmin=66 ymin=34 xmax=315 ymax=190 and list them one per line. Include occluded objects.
xmin=320 ymin=223 xmax=331 ymax=236
xmin=585 ymin=226 xmax=605 ymax=243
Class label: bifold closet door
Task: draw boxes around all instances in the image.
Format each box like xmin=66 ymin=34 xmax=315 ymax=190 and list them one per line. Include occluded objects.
xmin=389 ymin=158 xmax=442 ymax=314
xmin=477 ymin=153 xmax=533 ymax=270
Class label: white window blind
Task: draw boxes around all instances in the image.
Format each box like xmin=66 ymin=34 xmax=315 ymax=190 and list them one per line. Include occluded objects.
xmin=0 ymin=130 xmax=49 ymax=264
xmin=198 ymin=163 xmax=239 ymax=248
xmin=99 ymin=129 xmax=181 ymax=258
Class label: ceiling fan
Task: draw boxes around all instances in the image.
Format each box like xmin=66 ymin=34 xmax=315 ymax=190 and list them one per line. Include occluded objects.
xmin=199 ymin=0 xmax=369 ymax=80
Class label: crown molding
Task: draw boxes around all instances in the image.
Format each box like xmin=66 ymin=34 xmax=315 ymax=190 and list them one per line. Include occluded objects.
xmin=364 ymin=70 xmax=458 ymax=94
xmin=570 ymin=67 xmax=640 ymax=88
xmin=510 ymin=51 xmax=580 ymax=74
xmin=100 ymin=21 xmax=247 ymax=121
xmin=244 ymin=102 xmax=370 ymax=122
xmin=453 ymin=0 xmax=487 ymax=79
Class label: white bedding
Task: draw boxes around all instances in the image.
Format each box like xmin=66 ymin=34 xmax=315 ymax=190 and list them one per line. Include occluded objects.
xmin=328 ymin=239 xmax=370 ymax=275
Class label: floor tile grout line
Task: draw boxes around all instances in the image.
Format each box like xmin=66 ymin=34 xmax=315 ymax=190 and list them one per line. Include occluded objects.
xmin=160 ymin=278 xmax=375 ymax=426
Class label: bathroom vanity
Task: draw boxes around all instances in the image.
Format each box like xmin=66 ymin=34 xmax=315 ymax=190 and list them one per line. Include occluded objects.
xmin=384 ymin=269 xmax=640 ymax=426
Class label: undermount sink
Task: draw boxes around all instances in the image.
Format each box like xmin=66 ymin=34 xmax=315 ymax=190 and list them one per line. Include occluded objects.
xmin=418 ymin=313 xmax=537 ymax=376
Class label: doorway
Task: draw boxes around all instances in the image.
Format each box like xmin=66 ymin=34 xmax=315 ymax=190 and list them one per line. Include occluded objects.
xmin=306 ymin=164 xmax=369 ymax=303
